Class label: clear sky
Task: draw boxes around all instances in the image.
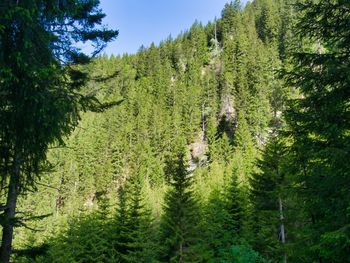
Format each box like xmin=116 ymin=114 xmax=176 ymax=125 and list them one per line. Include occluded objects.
xmin=97 ymin=0 xmax=247 ymax=56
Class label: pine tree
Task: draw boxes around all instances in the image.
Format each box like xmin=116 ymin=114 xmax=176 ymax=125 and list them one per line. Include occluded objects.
xmin=123 ymin=175 xmax=156 ymax=263
xmin=158 ymin=150 xmax=201 ymax=262
xmin=110 ymin=187 xmax=131 ymax=262
xmin=202 ymin=189 xmax=234 ymax=260
xmin=233 ymin=110 xmax=256 ymax=184
xmin=225 ymin=170 xmax=245 ymax=237
xmin=249 ymin=132 xmax=286 ymax=261
xmin=0 ymin=1 xmax=117 ymax=261
xmin=284 ymin=1 xmax=350 ymax=261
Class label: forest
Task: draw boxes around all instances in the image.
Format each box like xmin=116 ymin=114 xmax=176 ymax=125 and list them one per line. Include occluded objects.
xmin=0 ymin=0 xmax=349 ymax=262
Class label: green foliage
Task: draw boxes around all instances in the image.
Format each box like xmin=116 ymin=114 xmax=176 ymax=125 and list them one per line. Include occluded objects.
xmin=202 ymin=189 xmax=234 ymax=259
xmin=225 ymin=171 xmax=245 ymax=237
xmin=283 ymin=0 xmax=350 ymax=261
xmin=249 ymin=132 xmax=286 ymax=260
xmin=0 ymin=1 xmax=117 ymax=261
xmin=43 ymin=211 xmax=111 ymax=263
xmin=111 ymin=175 xmax=156 ymax=263
xmin=4 ymin=1 xmax=308 ymax=262
xmin=0 ymin=0 xmax=118 ymax=188
xmin=158 ymin=150 xmax=202 ymax=262
xmin=218 ymin=244 xmax=268 ymax=263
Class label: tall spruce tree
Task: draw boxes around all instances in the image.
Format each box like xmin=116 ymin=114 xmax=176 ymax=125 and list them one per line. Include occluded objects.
xmin=0 ymin=1 xmax=117 ymax=261
xmin=284 ymin=0 xmax=350 ymax=261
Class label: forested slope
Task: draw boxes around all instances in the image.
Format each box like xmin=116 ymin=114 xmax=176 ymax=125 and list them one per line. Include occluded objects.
xmin=9 ymin=0 xmax=350 ymax=262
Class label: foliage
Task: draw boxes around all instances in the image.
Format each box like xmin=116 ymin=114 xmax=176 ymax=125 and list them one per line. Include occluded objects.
xmin=158 ymin=150 xmax=202 ymax=262
xmin=218 ymin=244 xmax=268 ymax=263
xmin=0 ymin=0 xmax=118 ymax=261
xmin=283 ymin=0 xmax=350 ymax=261
xmin=6 ymin=0 xmax=349 ymax=262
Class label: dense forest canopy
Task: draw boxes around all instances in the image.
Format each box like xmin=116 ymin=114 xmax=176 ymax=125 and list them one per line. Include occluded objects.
xmin=0 ymin=0 xmax=349 ymax=262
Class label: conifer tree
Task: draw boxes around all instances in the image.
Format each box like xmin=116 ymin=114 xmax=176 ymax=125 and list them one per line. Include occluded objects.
xmin=110 ymin=187 xmax=131 ymax=262
xmin=256 ymin=0 xmax=281 ymax=44
xmin=158 ymin=150 xmax=201 ymax=262
xmin=44 ymin=207 xmax=111 ymax=263
xmin=123 ymin=175 xmax=155 ymax=263
xmin=0 ymin=1 xmax=117 ymax=261
xmin=233 ymin=110 xmax=256 ymax=183
xmin=202 ymin=189 xmax=233 ymax=260
xmin=220 ymin=0 xmax=242 ymax=40
xmin=249 ymin=132 xmax=286 ymax=261
xmin=284 ymin=0 xmax=350 ymax=261
xmin=225 ymin=170 xmax=245 ymax=237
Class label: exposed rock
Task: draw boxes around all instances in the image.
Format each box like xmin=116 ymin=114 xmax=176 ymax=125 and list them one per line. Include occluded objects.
xmin=218 ymin=93 xmax=237 ymax=139
xmin=84 ymin=192 xmax=95 ymax=207
xmin=219 ymin=93 xmax=236 ymax=123
xmin=188 ymin=131 xmax=208 ymax=174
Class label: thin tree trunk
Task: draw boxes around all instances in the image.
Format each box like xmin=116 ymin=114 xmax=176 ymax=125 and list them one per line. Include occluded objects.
xmin=179 ymin=241 xmax=183 ymax=263
xmin=279 ymin=197 xmax=287 ymax=263
xmin=202 ymin=103 xmax=205 ymax=137
xmin=0 ymin=156 xmax=21 ymax=263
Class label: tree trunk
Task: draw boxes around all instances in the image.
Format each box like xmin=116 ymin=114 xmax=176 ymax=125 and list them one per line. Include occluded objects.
xmin=0 ymin=156 xmax=21 ymax=263
xmin=279 ymin=197 xmax=287 ymax=263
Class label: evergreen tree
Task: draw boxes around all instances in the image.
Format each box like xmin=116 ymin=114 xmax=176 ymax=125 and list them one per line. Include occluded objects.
xmin=158 ymin=150 xmax=201 ymax=262
xmin=43 ymin=207 xmax=111 ymax=263
xmin=0 ymin=1 xmax=306 ymax=262
xmin=0 ymin=1 xmax=117 ymax=261
xmin=123 ymin=175 xmax=156 ymax=263
xmin=109 ymin=186 xmax=129 ymax=262
xmin=202 ymin=189 xmax=233 ymax=260
xmin=220 ymin=0 xmax=242 ymax=41
xmin=249 ymin=132 xmax=286 ymax=261
xmin=233 ymin=110 xmax=256 ymax=184
xmin=225 ymin=170 xmax=245 ymax=237
xmin=255 ymin=0 xmax=281 ymax=44
xmin=284 ymin=0 xmax=350 ymax=261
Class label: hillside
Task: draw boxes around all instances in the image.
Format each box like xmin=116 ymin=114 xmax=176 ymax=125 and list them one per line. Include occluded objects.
xmin=2 ymin=0 xmax=349 ymax=262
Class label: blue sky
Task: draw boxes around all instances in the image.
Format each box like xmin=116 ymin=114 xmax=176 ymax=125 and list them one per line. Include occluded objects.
xmin=96 ymin=0 xmax=247 ymax=55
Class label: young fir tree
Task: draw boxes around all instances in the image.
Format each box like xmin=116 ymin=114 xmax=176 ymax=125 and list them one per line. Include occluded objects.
xmin=249 ymin=132 xmax=286 ymax=262
xmin=202 ymin=188 xmax=234 ymax=260
xmin=108 ymin=173 xmax=155 ymax=262
xmin=123 ymin=175 xmax=156 ymax=263
xmin=225 ymin=169 xmax=245 ymax=238
xmin=233 ymin=110 xmax=256 ymax=184
xmin=158 ymin=150 xmax=202 ymax=263
xmin=110 ymin=186 xmax=131 ymax=262
xmin=43 ymin=204 xmax=111 ymax=263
